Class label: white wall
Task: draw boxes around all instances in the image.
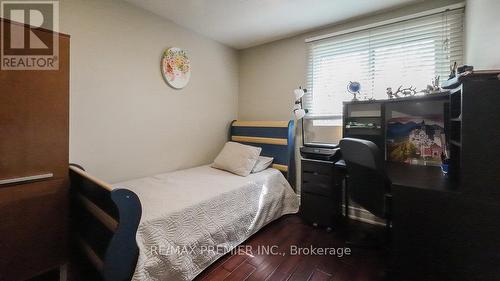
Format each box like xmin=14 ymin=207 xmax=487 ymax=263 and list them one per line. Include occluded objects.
xmin=60 ymin=0 xmax=239 ymax=183
xmin=465 ymin=0 xmax=500 ymax=69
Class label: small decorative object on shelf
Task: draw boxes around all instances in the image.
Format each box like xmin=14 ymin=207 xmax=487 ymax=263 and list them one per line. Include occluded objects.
xmin=441 ymin=152 xmax=450 ymax=175
xmin=421 ymin=76 xmax=442 ymax=95
xmin=449 ymin=61 xmax=457 ymax=79
xmin=387 ymin=87 xmax=396 ymax=99
xmin=394 ymin=85 xmax=417 ymax=97
xmin=457 ymin=65 xmax=473 ymax=75
xmin=448 ymin=63 xmax=473 ymax=80
xmin=347 ymin=81 xmax=361 ymax=101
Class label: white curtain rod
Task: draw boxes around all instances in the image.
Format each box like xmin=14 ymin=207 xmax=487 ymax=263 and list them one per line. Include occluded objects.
xmin=305 ymin=2 xmax=465 ymax=43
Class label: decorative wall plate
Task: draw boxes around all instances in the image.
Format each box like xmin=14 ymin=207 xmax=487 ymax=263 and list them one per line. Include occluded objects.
xmin=161 ymin=47 xmax=191 ymax=89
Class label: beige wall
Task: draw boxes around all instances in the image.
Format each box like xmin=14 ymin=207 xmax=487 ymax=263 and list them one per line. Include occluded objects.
xmin=60 ymin=0 xmax=239 ymax=183
xmin=465 ymin=0 xmax=500 ymax=69
xmin=238 ymin=36 xmax=304 ymax=121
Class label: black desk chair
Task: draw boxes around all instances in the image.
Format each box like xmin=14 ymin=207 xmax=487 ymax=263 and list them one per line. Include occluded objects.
xmin=339 ymin=138 xmax=392 ymax=245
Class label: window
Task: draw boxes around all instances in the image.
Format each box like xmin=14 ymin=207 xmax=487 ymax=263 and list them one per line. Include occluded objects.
xmin=305 ymin=8 xmax=464 ymax=126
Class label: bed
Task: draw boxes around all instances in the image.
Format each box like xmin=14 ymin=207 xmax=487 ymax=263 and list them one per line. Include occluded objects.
xmin=69 ymin=120 xmax=298 ymax=281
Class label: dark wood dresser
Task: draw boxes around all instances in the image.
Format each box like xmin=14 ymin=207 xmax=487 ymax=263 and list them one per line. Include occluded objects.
xmin=0 ymin=19 xmax=70 ymax=281
xmin=300 ymin=159 xmax=343 ymax=229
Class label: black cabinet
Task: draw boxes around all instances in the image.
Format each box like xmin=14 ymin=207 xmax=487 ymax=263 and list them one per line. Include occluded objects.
xmin=448 ymin=76 xmax=500 ymax=203
xmin=392 ymin=186 xmax=500 ymax=281
xmin=300 ymin=159 xmax=343 ymax=228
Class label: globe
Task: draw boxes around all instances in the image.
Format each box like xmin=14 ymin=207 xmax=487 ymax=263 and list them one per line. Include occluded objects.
xmin=347 ymin=81 xmax=361 ymax=101
xmin=347 ymin=81 xmax=361 ymax=94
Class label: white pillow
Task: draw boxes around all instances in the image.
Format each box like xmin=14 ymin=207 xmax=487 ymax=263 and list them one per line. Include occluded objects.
xmin=212 ymin=142 xmax=262 ymax=176
xmin=252 ymin=156 xmax=274 ymax=173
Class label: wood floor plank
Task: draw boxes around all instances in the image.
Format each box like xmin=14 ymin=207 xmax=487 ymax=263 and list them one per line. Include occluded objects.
xmin=223 ymin=261 xmax=256 ymax=281
xmin=245 ymin=224 xmax=306 ymax=281
xmin=264 ymin=221 xmax=318 ymax=281
xmin=195 ymin=254 xmax=232 ymax=280
xmin=247 ymin=223 xmax=308 ymax=268
xmin=245 ymin=231 xmax=290 ymax=267
xmin=308 ymin=268 xmax=332 ymax=281
xmin=222 ymin=252 xmax=250 ymax=272
xmin=246 ymin=256 xmax=284 ymax=281
xmin=198 ymin=267 xmax=232 ymax=281
xmin=286 ymin=228 xmax=322 ymax=281
xmin=264 ymin=255 xmax=302 ymax=281
xmin=247 ymin=221 xmax=311 ymax=280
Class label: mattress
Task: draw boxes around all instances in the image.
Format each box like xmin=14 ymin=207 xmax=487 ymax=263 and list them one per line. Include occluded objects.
xmin=113 ymin=165 xmax=299 ymax=281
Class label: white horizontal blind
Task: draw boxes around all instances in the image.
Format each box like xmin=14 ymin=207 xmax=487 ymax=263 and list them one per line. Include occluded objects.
xmin=305 ymin=8 xmax=464 ymax=122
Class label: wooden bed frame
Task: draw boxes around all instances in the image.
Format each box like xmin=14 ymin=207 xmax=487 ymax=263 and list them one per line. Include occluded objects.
xmin=229 ymin=120 xmax=295 ymax=190
xmin=69 ymin=120 xmax=295 ymax=281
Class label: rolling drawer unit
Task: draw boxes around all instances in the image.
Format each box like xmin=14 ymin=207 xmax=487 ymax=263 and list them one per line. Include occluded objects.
xmin=300 ymin=159 xmax=343 ymax=228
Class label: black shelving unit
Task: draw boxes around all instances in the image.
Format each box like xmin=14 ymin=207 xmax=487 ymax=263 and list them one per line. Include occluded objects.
xmin=343 ymin=94 xmax=449 ymax=161
xmin=448 ymin=72 xmax=500 ymax=202
xmin=343 ymin=101 xmax=386 ymax=156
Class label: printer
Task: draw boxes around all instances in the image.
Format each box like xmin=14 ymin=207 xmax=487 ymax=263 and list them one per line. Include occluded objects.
xmin=300 ymin=143 xmax=341 ymax=162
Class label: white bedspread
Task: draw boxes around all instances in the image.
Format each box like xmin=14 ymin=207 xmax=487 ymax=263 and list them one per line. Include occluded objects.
xmin=113 ymin=165 xmax=299 ymax=281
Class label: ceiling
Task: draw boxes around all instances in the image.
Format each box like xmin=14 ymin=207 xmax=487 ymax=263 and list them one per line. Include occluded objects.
xmin=125 ymin=0 xmax=420 ymax=49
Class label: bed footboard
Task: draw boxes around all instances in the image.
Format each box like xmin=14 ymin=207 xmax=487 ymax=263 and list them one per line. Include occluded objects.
xmin=69 ymin=164 xmax=142 ymax=281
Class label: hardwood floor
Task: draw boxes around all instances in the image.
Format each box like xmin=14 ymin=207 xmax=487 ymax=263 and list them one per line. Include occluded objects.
xmin=194 ymin=215 xmax=387 ymax=281
xmin=29 ymin=215 xmax=387 ymax=281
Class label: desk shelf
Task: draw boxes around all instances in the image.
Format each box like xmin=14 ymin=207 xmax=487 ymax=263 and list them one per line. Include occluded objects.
xmin=343 ymin=101 xmax=386 ymax=155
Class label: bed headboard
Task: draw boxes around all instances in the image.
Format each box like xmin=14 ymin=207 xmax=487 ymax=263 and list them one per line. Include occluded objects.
xmin=229 ymin=120 xmax=295 ymax=190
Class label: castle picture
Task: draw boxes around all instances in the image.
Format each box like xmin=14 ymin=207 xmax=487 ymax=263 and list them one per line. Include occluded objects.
xmin=386 ymin=115 xmax=446 ymax=166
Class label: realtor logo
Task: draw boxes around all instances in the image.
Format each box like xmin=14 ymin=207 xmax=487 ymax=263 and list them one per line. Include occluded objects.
xmin=1 ymin=0 xmax=59 ymax=70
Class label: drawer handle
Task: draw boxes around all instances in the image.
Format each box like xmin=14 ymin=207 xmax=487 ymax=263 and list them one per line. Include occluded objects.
xmin=0 ymin=173 xmax=53 ymax=185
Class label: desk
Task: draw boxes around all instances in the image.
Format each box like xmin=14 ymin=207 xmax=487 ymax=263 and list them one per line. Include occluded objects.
xmin=388 ymin=163 xmax=459 ymax=279
xmin=385 ymin=163 xmax=457 ymax=192
xmin=388 ymin=163 xmax=500 ymax=281
xmin=339 ymin=159 xmax=500 ymax=280
xmin=339 ymin=162 xmax=457 ymax=220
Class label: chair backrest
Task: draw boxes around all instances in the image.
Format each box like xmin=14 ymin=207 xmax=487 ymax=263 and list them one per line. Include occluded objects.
xmin=339 ymin=138 xmax=390 ymax=218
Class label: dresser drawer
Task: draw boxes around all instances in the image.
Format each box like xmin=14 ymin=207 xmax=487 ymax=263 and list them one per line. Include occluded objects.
xmin=301 ymin=192 xmax=336 ymax=226
xmin=302 ymin=171 xmax=333 ymax=185
xmin=302 ymin=182 xmax=334 ymax=197
xmin=302 ymin=160 xmax=334 ymax=175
